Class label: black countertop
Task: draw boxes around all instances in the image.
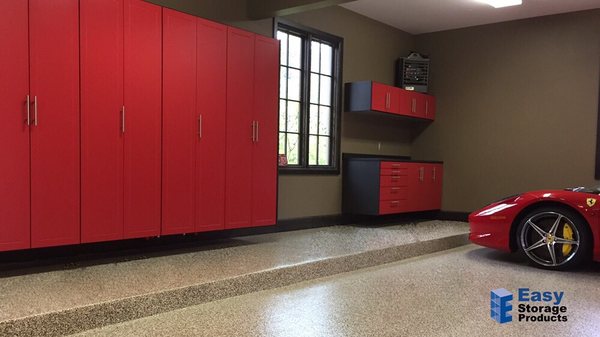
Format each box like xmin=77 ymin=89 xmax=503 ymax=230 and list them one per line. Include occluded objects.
xmin=342 ymin=153 xmax=443 ymax=164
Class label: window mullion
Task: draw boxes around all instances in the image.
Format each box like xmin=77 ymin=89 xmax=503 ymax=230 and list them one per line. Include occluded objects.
xmin=300 ymin=33 xmax=311 ymax=168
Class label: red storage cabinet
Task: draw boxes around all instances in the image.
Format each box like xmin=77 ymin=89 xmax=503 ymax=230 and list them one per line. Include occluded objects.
xmin=29 ymin=0 xmax=81 ymax=248
xmin=0 ymin=3 xmax=279 ymax=253
xmin=162 ymin=8 xmax=198 ymax=235
xmin=225 ymin=28 xmax=255 ymax=229
xmin=345 ymin=81 xmax=436 ymax=121
xmin=343 ymin=157 xmax=443 ymax=215
xmin=123 ymin=0 xmax=162 ymax=238
xmin=196 ymin=18 xmax=227 ymax=232
xmin=251 ymin=35 xmax=279 ymax=227
xmin=0 ymin=0 xmax=31 ymax=251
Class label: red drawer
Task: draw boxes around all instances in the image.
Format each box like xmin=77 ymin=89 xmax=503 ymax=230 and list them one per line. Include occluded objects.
xmin=380 ymin=161 xmax=410 ymax=169
xmin=380 ymin=167 xmax=408 ymax=176
xmin=380 ymin=175 xmax=409 ymax=187
xmin=379 ymin=199 xmax=409 ymax=214
xmin=380 ymin=186 xmax=408 ymax=201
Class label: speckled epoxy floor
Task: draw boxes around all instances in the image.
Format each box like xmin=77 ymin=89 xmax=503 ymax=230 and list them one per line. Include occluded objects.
xmin=0 ymin=221 xmax=468 ymax=322
xmin=72 ymin=244 xmax=600 ymax=337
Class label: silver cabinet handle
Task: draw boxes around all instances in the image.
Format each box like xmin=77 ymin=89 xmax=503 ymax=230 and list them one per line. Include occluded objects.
xmin=255 ymin=121 xmax=259 ymax=142
xmin=197 ymin=115 xmax=202 ymax=139
xmin=251 ymin=121 xmax=256 ymax=142
xmin=121 ymin=105 xmax=125 ymax=134
xmin=33 ymin=96 xmax=38 ymax=126
xmin=425 ymin=100 xmax=429 ymax=115
xmin=385 ymin=93 xmax=390 ymax=109
xmin=412 ymin=98 xmax=416 ymax=113
xmin=419 ymin=167 xmax=424 ymax=181
xmin=433 ymin=167 xmax=436 ymax=181
xmin=25 ymin=95 xmax=30 ymax=126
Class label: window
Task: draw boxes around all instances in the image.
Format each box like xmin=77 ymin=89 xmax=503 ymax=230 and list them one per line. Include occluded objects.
xmin=275 ymin=19 xmax=343 ymax=174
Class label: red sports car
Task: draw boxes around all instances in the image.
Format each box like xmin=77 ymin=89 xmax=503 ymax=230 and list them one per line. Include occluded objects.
xmin=469 ymin=187 xmax=600 ymax=269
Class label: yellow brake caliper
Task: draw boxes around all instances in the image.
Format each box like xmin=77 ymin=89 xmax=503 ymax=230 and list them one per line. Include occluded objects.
xmin=562 ymin=223 xmax=574 ymax=256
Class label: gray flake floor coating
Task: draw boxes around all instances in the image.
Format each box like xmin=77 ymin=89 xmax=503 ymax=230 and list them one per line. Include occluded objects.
xmin=0 ymin=221 xmax=468 ymax=325
xmin=72 ymin=245 xmax=600 ymax=337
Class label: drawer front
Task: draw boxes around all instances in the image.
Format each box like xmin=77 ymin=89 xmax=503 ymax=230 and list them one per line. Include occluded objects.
xmin=380 ymin=167 xmax=409 ymax=176
xmin=380 ymin=174 xmax=409 ymax=187
xmin=379 ymin=186 xmax=409 ymax=201
xmin=380 ymin=161 xmax=410 ymax=170
xmin=379 ymin=200 xmax=409 ymax=214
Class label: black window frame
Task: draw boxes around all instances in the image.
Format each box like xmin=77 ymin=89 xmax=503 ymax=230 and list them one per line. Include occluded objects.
xmin=274 ymin=18 xmax=343 ymax=175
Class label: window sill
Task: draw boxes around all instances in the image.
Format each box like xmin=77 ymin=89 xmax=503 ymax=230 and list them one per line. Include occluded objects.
xmin=278 ymin=167 xmax=340 ymax=175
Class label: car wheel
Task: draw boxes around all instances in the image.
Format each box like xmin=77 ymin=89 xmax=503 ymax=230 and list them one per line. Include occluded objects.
xmin=517 ymin=207 xmax=592 ymax=270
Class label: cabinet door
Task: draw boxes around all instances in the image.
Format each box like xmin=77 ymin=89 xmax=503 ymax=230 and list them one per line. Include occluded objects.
xmin=196 ymin=18 xmax=227 ymax=232
xmin=251 ymin=35 xmax=279 ymax=227
xmin=225 ymin=28 xmax=254 ymax=229
xmin=425 ymin=95 xmax=436 ymax=120
xmin=162 ymin=8 xmax=197 ymax=235
xmin=397 ymin=89 xmax=414 ymax=117
xmin=29 ymin=0 xmax=80 ymax=248
xmin=0 ymin=0 xmax=30 ymax=251
xmin=371 ymin=82 xmax=396 ymax=113
xmin=412 ymin=93 xmax=428 ymax=119
xmin=123 ymin=0 xmax=161 ymax=238
xmin=81 ymin=0 xmax=124 ymax=243
xmin=431 ymin=164 xmax=443 ymax=210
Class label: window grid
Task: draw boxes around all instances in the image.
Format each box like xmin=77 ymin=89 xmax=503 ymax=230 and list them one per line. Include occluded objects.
xmin=276 ymin=20 xmax=342 ymax=173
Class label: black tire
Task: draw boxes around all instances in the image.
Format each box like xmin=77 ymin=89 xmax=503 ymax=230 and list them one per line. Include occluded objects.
xmin=516 ymin=206 xmax=592 ymax=270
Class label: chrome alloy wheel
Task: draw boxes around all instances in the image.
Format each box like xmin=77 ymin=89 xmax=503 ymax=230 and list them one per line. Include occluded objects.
xmin=519 ymin=211 xmax=580 ymax=267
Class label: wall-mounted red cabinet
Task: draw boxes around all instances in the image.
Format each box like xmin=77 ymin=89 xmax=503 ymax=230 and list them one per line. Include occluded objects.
xmin=81 ymin=0 xmax=161 ymax=243
xmin=0 ymin=0 xmax=80 ymax=252
xmin=342 ymin=157 xmax=443 ymax=216
xmin=345 ymin=81 xmax=436 ymax=121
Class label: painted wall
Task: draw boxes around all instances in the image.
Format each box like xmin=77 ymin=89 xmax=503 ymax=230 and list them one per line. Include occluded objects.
xmin=412 ymin=10 xmax=600 ymax=212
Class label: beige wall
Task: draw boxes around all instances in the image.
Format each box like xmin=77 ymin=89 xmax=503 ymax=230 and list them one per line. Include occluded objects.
xmin=413 ymin=10 xmax=600 ymax=213
xmin=262 ymin=7 xmax=415 ymax=219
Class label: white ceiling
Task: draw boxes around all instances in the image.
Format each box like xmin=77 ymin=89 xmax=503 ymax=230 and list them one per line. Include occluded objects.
xmin=341 ymin=0 xmax=600 ymax=34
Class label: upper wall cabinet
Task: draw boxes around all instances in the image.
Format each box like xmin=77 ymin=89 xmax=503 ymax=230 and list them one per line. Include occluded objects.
xmin=345 ymin=81 xmax=436 ymax=121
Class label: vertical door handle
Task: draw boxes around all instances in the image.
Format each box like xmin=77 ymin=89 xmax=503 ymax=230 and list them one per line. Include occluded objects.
xmin=33 ymin=96 xmax=38 ymax=126
xmin=197 ymin=115 xmax=202 ymax=139
xmin=412 ymin=98 xmax=416 ymax=113
xmin=25 ymin=95 xmax=30 ymax=126
xmin=385 ymin=93 xmax=389 ymax=109
xmin=433 ymin=167 xmax=436 ymax=181
xmin=251 ymin=121 xmax=256 ymax=142
xmin=419 ymin=167 xmax=424 ymax=182
xmin=121 ymin=106 xmax=125 ymax=134
xmin=255 ymin=121 xmax=259 ymax=142
xmin=425 ymin=100 xmax=429 ymax=115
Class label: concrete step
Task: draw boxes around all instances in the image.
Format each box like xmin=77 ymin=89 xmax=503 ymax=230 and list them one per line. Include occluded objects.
xmin=0 ymin=221 xmax=469 ymax=336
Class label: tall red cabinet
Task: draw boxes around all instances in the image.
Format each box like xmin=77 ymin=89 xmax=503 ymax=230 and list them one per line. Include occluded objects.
xmin=81 ymin=0 xmax=162 ymax=243
xmin=0 ymin=3 xmax=278 ymax=252
xmin=225 ymin=30 xmax=279 ymax=229
xmin=0 ymin=0 xmax=79 ymax=251
xmin=162 ymin=11 xmax=229 ymax=234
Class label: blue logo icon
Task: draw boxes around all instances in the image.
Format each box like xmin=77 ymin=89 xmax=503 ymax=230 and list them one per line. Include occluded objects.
xmin=491 ymin=288 xmax=513 ymax=324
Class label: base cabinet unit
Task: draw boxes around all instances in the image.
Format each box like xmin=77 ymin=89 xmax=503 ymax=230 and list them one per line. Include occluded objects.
xmin=0 ymin=0 xmax=80 ymax=251
xmin=343 ymin=157 xmax=443 ymax=215
xmin=345 ymin=81 xmax=436 ymax=121
xmin=81 ymin=0 xmax=162 ymax=243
